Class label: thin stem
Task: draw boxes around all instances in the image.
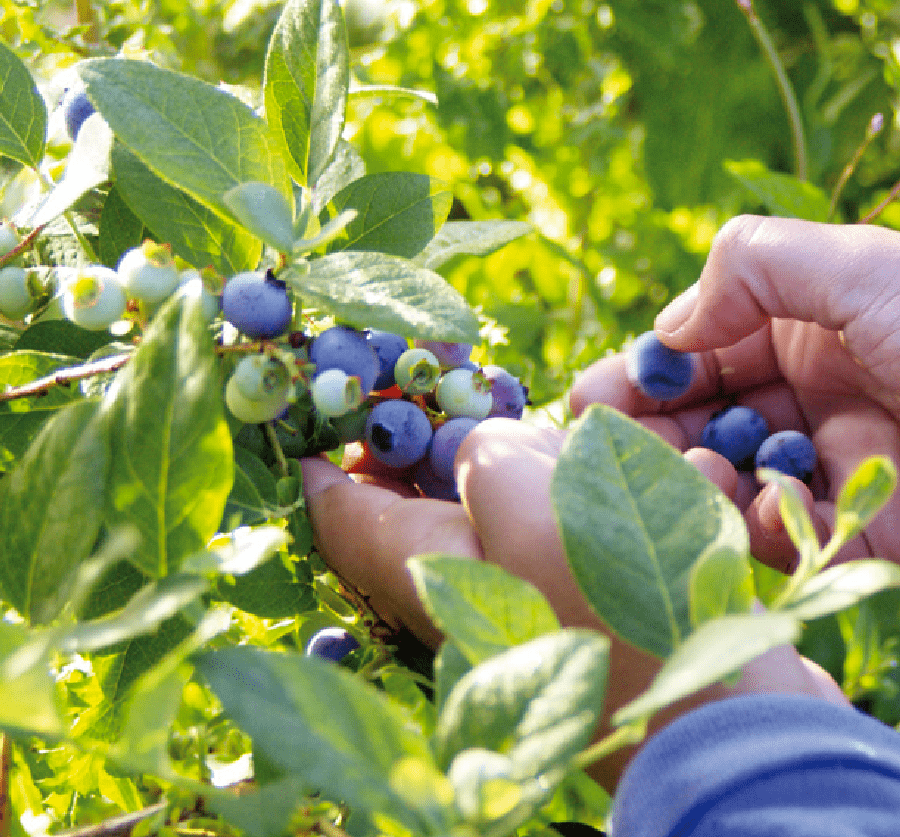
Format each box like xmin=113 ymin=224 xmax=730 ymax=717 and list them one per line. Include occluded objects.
xmin=829 ymin=113 xmax=883 ymax=221
xmin=571 ymin=721 xmax=647 ymax=770
xmin=738 ymin=1 xmax=808 ymax=180
xmin=858 ymin=177 xmax=900 ymax=224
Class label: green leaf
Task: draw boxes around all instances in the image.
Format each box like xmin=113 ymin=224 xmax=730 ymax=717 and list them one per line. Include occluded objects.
xmin=0 ymin=351 xmax=83 ymax=469
xmin=434 ymin=639 xmax=473 ymax=717
xmin=551 ymin=404 xmax=750 ymax=659
xmin=309 ymin=138 xmax=366 ymax=213
xmin=78 ymin=58 xmax=290 ymax=221
xmin=724 ymin=159 xmax=831 ymax=221
xmin=781 ymin=560 xmax=900 ymax=621
xmin=0 ymin=39 xmax=46 ymax=169
xmin=408 ymin=555 xmax=560 ymax=665
xmin=413 ymin=220 xmax=534 ymax=270
xmin=434 ymin=630 xmax=609 ymax=780
xmin=29 ymin=116 xmax=112 ymax=227
xmin=204 ymin=776 xmax=308 ymax=837
xmin=101 ymin=292 xmax=233 ymax=577
xmin=831 ymin=455 xmax=898 ymax=550
xmin=284 ymin=251 xmax=480 ymax=342
xmin=0 ymin=622 xmax=62 ymax=736
xmin=196 ymin=645 xmax=448 ymax=833
xmin=112 ymin=143 xmax=261 ymax=275
xmin=224 ymin=181 xmax=295 ymax=253
xmin=14 ymin=321 xmax=116 ymax=358
xmin=689 ymin=512 xmax=754 ymax=627
xmin=112 ymin=608 xmax=229 ymax=777
xmin=0 ymin=400 xmax=108 ymax=623
xmin=613 ymin=610 xmax=801 ymax=726
xmin=98 ymin=185 xmax=148 ymax=269
xmin=757 ymin=467 xmax=820 ymax=580
xmin=264 ymin=0 xmax=349 ymax=185
xmin=213 ymin=551 xmax=316 ymax=618
xmin=324 ymin=172 xmax=454 ymax=259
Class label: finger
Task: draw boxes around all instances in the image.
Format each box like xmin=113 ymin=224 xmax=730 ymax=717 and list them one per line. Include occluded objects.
xmin=655 ymin=216 xmax=900 ymax=373
xmin=301 ymin=456 xmax=482 ymax=645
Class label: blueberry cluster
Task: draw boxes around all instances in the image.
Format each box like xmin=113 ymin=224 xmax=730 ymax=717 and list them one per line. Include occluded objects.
xmin=701 ymin=405 xmax=817 ymax=483
xmin=218 ymin=273 xmax=528 ymax=501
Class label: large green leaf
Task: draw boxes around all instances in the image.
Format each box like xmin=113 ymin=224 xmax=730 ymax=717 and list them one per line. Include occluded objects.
xmin=433 ymin=630 xmax=609 ymax=780
xmin=284 ymin=251 xmax=480 ymax=342
xmin=0 ymin=39 xmax=46 ymax=169
xmin=408 ymin=555 xmax=560 ymax=666
xmin=551 ymin=404 xmax=750 ymax=659
xmin=112 ymin=143 xmax=261 ymax=275
xmin=324 ymin=172 xmax=453 ymax=258
xmin=78 ymin=58 xmax=290 ymax=221
xmin=196 ymin=645 xmax=450 ymax=833
xmin=0 ymin=399 xmax=108 ymax=624
xmin=413 ymin=220 xmax=534 ymax=270
xmin=98 ymin=185 xmax=147 ymax=268
xmin=0 ymin=622 xmax=63 ymax=737
xmin=724 ymin=159 xmax=831 ymax=221
xmin=264 ymin=0 xmax=349 ymax=185
xmin=101 ymin=292 xmax=233 ymax=577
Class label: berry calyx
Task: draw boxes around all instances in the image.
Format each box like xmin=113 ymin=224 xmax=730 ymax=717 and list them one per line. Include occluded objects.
xmin=394 ymin=347 xmax=441 ymax=395
xmin=231 ymin=354 xmax=292 ymax=402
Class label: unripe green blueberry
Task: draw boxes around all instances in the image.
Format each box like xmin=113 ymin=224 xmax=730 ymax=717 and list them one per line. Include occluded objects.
xmin=117 ymin=240 xmax=180 ymax=304
xmin=61 ymin=267 xmax=127 ymax=331
xmin=225 ymin=369 xmax=290 ymax=424
xmin=394 ymin=347 xmax=441 ymax=394
xmin=435 ymin=367 xmax=492 ymax=419
xmin=0 ymin=222 xmax=21 ymax=262
xmin=231 ymin=354 xmax=292 ymax=402
xmin=0 ymin=266 xmax=32 ymax=319
xmin=311 ymin=368 xmax=364 ymax=418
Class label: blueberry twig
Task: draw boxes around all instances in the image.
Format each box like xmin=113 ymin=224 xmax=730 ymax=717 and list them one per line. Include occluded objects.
xmin=0 ymin=351 xmax=132 ymax=402
xmin=0 ymin=224 xmax=46 ymax=269
xmin=829 ymin=113 xmax=884 ymax=221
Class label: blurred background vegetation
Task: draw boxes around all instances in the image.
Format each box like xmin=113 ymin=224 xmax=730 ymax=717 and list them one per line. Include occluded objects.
xmin=4 ymin=0 xmax=900 ymax=764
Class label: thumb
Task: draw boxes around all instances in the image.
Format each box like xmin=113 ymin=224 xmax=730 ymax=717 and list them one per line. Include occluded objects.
xmin=654 ymin=215 xmax=900 ymax=353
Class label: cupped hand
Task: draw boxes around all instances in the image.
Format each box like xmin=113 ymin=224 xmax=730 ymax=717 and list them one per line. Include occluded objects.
xmin=569 ymin=215 xmax=900 ymax=572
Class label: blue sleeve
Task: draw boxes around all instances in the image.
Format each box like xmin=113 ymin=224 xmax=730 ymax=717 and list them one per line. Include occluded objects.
xmin=608 ymin=693 xmax=900 ymax=837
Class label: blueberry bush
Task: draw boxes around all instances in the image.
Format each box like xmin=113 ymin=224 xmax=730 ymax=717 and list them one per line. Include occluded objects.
xmin=1 ymin=1 xmax=900 ymax=835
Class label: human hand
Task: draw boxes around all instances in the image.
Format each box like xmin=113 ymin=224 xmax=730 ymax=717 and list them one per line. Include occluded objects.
xmin=570 ymin=215 xmax=900 ymax=572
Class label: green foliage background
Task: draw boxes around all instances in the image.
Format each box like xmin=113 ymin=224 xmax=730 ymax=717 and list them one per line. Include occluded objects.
xmin=3 ymin=0 xmax=900 ymax=834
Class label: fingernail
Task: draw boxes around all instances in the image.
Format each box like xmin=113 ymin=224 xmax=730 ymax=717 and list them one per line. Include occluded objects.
xmin=655 ymin=283 xmax=699 ymax=336
xmin=300 ymin=456 xmax=351 ymax=501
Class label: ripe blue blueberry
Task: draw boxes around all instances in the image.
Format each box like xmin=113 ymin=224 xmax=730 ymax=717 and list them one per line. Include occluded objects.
xmin=626 ymin=331 xmax=694 ymax=400
xmin=755 ymin=430 xmax=817 ymax=483
xmin=365 ymin=399 xmax=433 ymax=468
xmin=429 ymin=417 xmax=480 ymax=484
xmin=366 ymin=330 xmax=409 ymax=391
xmin=481 ymin=364 xmax=528 ymax=419
xmin=222 ymin=270 xmax=293 ymax=339
xmin=310 ymin=325 xmax=379 ymax=396
xmin=61 ymin=86 xmax=95 ymax=140
xmin=413 ymin=339 xmax=473 ymax=369
xmin=305 ymin=626 xmax=360 ymax=662
xmin=435 ymin=368 xmax=492 ymax=419
xmin=412 ymin=458 xmax=460 ymax=501
xmin=701 ymin=405 xmax=769 ymax=470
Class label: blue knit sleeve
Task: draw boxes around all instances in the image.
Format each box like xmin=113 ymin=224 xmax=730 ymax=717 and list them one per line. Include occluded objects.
xmin=608 ymin=693 xmax=900 ymax=837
